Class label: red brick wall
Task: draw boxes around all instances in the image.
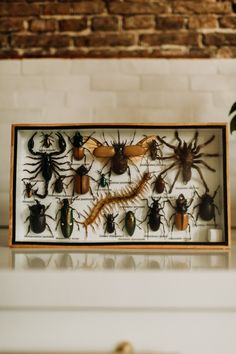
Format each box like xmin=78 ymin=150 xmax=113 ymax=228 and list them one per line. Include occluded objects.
xmin=1 ymin=0 xmax=236 ymax=58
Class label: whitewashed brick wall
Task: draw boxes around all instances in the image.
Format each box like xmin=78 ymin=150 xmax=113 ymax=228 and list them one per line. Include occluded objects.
xmin=0 ymin=59 xmax=235 ymax=226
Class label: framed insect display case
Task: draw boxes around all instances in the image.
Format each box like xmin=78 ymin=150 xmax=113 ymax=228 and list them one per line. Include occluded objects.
xmin=9 ymin=123 xmax=231 ymax=249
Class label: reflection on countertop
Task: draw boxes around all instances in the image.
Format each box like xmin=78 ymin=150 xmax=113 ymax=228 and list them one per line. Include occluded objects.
xmin=12 ymin=250 xmax=229 ymax=271
xmin=0 ymin=228 xmax=234 ymax=271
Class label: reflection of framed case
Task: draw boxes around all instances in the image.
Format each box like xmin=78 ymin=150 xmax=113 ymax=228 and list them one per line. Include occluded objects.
xmin=9 ymin=123 xmax=231 ymax=249
xmin=11 ymin=249 xmax=230 ymax=270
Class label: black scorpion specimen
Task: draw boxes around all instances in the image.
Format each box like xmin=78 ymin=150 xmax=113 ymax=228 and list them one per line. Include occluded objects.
xmin=23 ymin=132 xmax=68 ymax=198
xmin=157 ymin=131 xmax=219 ymax=193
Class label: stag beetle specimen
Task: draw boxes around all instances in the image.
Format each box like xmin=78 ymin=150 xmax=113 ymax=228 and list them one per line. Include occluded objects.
xmin=167 ymin=193 xmax=195 ymax=232
xmin=193 ymin=187 xmax=220 ymax=224
xmin=23 ymin=132 xmax=68 ymax=198
xmin=157 ymin=131 xmax=219 ymax=193
xmin=92 ymin=131 xmax=155 ymax=182
xmin=141 ymin=197 xmax=168 ymax=234
xmin=56 ymin=198 xmax=80 ymax=238
xmin=25 ymin=200 xmax=54 ymax=236
xmin=68 ymin=131 xmax=95 ymax=161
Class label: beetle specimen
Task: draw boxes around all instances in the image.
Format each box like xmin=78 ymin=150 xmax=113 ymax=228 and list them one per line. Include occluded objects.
xmin=104 ymin=213 xmax=118 ymax=234
xmin=193 ymin=187 xmax=220 ymax=224
xmin=40 ymin=132 xmax=54 ymax=149
xmin=157 ymin=131 xmax=219 ymax=193
xmin=152 ymin=173 xmax=167 ymax=194
xmin=69 ymin=162 xmax=95 ymax=196
xmin=141 ymin=197 xmax=168 ymax=235
xmin=68 ymin=131 xmax=95 ymax=161
xmin=167 ymin=193 xmax=195 ymax=232
xmin=56 ymin=198 xmax=80 ymax=238
xmin=25 ymin=200 xmax=54 ymax=236
xmin=23 ymin=132 xmax=68 ymax=198
xmin=92 ymin=130 xmax=155 ymax=181
xmin=123 ymin=210 xmax=141 ymax=236
xmin=51 ymin=175 xmax=69 ymax=195
xmin=96 ymin=171 xmax=111 ymax=194
xmin=148 ymin=138 xmax=163 ymax=161
xmin=22 ymin=181 xmax=37 ymax=198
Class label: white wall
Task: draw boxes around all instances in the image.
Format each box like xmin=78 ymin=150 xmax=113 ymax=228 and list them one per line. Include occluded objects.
xmin=0 ymin=58 xmax=235 ymax=226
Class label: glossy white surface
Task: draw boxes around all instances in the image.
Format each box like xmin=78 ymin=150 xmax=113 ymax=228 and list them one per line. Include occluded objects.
xmin=0 ymin=228 xmax=234 ymax=272
xmin=1 ymin=228 xmax=236 ymax=354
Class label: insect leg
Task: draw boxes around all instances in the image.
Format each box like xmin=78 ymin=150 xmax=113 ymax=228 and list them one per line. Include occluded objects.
xmin=160 ymin=212 xmax=169 ymax=227
xmin=194 ymin=152 xmax=219 ymax=159
xmin=169 ymin=213 xmax=175 ymax=232
xmin=55 ymin=216 xmax=60 ymax=230
xmin=23 ymin=163 xmax=42 ymax=174
xmin=127 ymin=158 xmax=141 ymax=181
xmin=160 ymin=221 xmax=166 ymax=236
xmin=213 ymin=185 xmax=220 ymax=199
xmin=157 ymin=136 xmax=176 ymax=150
xmin=158 ymin=161 xmax=179 ymax=177
xmin=45 ymin=222 xmax=53 ymax=236
xmin=195 ymin=211 xmax=200 ymax=222
xmin=101 ymin=159 xmax=110 ymax=173
xmin=126 ymin=165 xmax=132 ymax=183
xmin=102 ymin=131 xmax=109 ymax=146
xmin=26 ymin=224 xmax=31 ymax=235
xmin=193 ymin=203 xmax=201 ymax=211
xmin=26 ymin=155 xmax=42 ymax=160
xmin=187 ymin=194 xmax=195 ymax=208
xmin=192 ymin=165 xmax=209 ymax=192
xmin=191 ymin=131 xmax=199 ymax=150
xmin=175 ymin=131 xmax=182 ymax=145
xmin=52 ymin=154 xmax=69 ymax=160
xmin=52 ymin=163 xmax=71 ymax=175
xmin=52 ymin=160 xmax=70 ymax=166
xmin=23 ymin=168 xmax=43 ymax=181
xmin=24 ymin=215 xmax=30 ymax=223
xmin=166 ymin=199 xmax=175 ymax=210
xmin=194 ymin=160 xmax=216 ymax=172
xmin=36 ymin=182 xmax=50 ymax=199
xmin=84 ymin=147 xmax=94 ymax=162
xmin=129 ymin=130 xmax=136 ymax=145
xmin=197 ymin=135 xmax=215 ymax=150
xmin=169 ymin=168 xmax=181 ymax=193
xmin=214 ymin=204 xmax=220 ymax=216
xmin=24 ymin=161 xmax=41 ymax=166
xmin=187 ymin=212 xmax=195 ymax=223
xmin=44 ymin=203 xmax=51 ymax=213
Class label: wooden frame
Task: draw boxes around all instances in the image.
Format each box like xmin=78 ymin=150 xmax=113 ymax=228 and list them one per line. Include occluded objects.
xmin=9 ymin=123 xmax=231 ymax=249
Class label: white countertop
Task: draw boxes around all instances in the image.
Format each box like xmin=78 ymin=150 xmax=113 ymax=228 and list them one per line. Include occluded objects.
xmin=1 ymin=228 xmax=236 ymax=354
xmin=1 ymin=228 xmax=235 ymax=272
xmin=1 ymin=228 xmax=236 ymax=310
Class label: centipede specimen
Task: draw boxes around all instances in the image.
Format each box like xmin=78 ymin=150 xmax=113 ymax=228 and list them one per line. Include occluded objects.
xmin=82 ymin=172 xmax=151 ymax=234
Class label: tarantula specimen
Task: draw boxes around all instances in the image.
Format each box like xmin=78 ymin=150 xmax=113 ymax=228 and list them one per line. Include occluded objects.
xmin=157 ymin=131 xmax=219 ymax=193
